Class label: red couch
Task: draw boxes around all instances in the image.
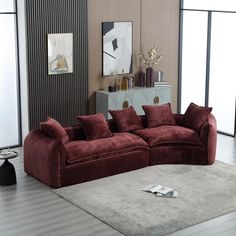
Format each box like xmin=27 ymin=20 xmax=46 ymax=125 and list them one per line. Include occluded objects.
xmin=24 ymin=112 xmax=217 ymax=188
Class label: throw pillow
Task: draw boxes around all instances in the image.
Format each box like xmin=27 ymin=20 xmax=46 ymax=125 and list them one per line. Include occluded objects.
xmin=77 ymin=113 xmax=112 ymax=140
xmin=182 ymin=102 xmax=212 ymax=132
xmin=109 ymin=106 xmax=143 ymax=132
xmin=142 ymin=103 xmax=176 ymax=128
xmin=40 ymin=117 xmax=69 ymax=143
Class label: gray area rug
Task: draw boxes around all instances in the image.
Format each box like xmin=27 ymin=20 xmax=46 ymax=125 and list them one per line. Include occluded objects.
xmin=53 ymin=161 xmax=236 ymax=236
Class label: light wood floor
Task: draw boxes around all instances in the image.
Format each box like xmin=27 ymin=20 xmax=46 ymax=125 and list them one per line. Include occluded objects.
xmin=0 ymin=134 xmax=235 ymax=236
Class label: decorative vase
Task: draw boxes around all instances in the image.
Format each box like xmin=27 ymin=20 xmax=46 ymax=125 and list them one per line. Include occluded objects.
xmin=146 ymin=67 xmax=153 ymax=87
xmin=157 ymin=70 xmax=164 ymax=82
xmin=137 ymin=71 xmax=145 ymax=87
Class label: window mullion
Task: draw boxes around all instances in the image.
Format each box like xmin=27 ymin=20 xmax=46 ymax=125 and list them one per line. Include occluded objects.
xmin=205 ymin=11 xmax=212 ymax=107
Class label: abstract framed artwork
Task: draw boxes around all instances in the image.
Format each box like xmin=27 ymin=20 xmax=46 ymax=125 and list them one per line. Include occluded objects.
xmin=102 ymin=21 xmax=133 ymax=76
xmin=48 ymin=33 xmax=73 ymax=75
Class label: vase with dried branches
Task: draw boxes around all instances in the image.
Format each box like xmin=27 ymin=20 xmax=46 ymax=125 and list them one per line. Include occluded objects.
xmin=139 ymin=43 xmax=164 ymax=87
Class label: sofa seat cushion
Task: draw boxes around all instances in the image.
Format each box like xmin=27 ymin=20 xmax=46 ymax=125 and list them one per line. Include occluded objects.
xmin=65 ymin=132 xmax=148 ymax=164
xmin=133 ymin=125 xmax=201 ymax=147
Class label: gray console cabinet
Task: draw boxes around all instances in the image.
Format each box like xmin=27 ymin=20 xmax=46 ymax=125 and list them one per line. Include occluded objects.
xmin=96 ymin=86 xmax=171 ymax=119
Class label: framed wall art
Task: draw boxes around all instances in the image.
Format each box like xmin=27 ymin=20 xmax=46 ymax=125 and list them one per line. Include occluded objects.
xmin=48 ymin=33 xmax=73 ymax=75
xmin=102 ymin=21 xmax=133 ymax=76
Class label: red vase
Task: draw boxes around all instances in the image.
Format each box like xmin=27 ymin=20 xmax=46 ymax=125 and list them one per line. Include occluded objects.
xmin=146 ymin=67 xmax=153 ymax=87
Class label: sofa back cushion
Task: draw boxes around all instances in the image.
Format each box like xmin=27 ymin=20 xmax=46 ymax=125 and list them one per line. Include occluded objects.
xmin=142 ymin=103 xmax=176 ymax=128
xmin=182 ymin=102 xmax=212 ymax=132
xmin=40 ymin=117 xmax=69 ymax=143
xmin=109 ymin=106 xmax=143 ymax=132
xmin=65 ymin=126 xmax=86 ymax=141
xmin=77 ymin=113 xmax=112 ymax=140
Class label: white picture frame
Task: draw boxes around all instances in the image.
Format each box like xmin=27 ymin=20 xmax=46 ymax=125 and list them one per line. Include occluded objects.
xmin=48 ymin=33 xmax=73 ymax=75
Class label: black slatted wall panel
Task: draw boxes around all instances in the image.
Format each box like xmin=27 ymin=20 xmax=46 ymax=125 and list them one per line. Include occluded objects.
xmin=25 ymin=0 xmax=88 ymax=129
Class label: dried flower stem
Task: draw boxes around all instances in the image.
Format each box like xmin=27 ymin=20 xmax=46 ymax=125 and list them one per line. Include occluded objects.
xmin=138 ymin=43 xmax=164 ymax=68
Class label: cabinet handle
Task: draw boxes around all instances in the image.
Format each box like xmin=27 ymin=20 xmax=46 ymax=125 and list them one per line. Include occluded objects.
xmin=153 ymin=96 xmax=160 ymax=104
xmin=123 ymin=100 xmax=129 ymax=109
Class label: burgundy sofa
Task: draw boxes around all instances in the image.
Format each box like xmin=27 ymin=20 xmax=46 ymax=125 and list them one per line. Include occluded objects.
xmin=24 ymin=107 xmax=217 ymax=188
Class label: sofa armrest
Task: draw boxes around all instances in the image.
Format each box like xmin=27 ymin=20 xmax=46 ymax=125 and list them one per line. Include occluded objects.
xmin=24 ymin=129 xmax=65 ymax=188
xmin=199 ymin=113 xmax=217 ymax=164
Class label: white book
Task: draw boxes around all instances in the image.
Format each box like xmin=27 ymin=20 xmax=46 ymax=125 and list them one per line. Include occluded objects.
xmin=142 ymin=184 xmax=173 ymax=195
xmin=154 ymin=81 xmax=168 ymax=85
xmin=142 ymin=184 xmax=178 ymax=198
xmin=156 ymin=191 xmax=178 ymax=198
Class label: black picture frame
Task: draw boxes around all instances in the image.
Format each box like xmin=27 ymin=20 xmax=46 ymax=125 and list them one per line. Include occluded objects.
xmin=102 ymin=21 xmax=133 ymax=76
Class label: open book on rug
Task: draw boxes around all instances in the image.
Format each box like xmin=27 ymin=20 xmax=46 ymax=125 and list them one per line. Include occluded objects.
xmin=141 ymin=184 xmax=178 ymax=198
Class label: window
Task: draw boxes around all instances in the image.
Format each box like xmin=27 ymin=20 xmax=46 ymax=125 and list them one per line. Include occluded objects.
xmin=180 ymin=1 xmax=236 ymax=136
xmin=180 ymin=11 xmax=208 ymax=112
xmin=0 ymin=0 xmax=15 ymax=12
xmin=183 ymin=0 xmax=236 ymax=12
xmin=208 ymin=12 xmax=236 ymax=135
xmin=0 ymin=0 xmax=20 ymax=148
